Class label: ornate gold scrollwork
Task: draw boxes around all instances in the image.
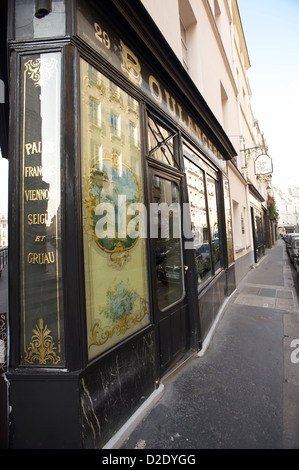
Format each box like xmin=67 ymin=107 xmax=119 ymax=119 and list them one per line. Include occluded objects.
xmin=89 ymin=286 xmax=148 ymax=348
xmin=82 ymin=155 xmax=141 ymax=269
xmin=24 ymin=319 xmax=61 ymax=365
xmin=24 ymin=58 xmax=58 ymax=88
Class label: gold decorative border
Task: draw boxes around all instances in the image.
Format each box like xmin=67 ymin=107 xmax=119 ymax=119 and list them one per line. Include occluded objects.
xmin=89 ymin=297 xmax=148 ymax=348
xmin=24 ymin=58 xmax=58 ymax=88
xmin=82 ymin=155 xmax=142 ymax=269
xmin=21 ymin=54 xmax=63 ymax=366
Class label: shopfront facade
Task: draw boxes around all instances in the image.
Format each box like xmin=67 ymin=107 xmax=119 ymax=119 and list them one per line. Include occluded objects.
xmin=249 ymin=185 xmax=266 ymax=264
xmin=4 ymin=0 xmax=237 ymax=448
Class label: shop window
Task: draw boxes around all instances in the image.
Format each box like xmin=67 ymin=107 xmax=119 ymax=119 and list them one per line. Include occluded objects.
xmin=152 ymin=176 xmax=185 ymax=311
xmin=147 ymin=113 xmax=179 ymax=168
xmin=80 ymin=59 xmax=150 ymax=360
xmin=184 ymin=157 xmax=212 ymax=287
xmin=223 ymin=177 xmax=234 ymax=266
xmin=207 ymin=175 xmax=222 ymax=272
xmin=184 ymin=144 xmax=223 ymax=289
xmin=19 ymin=52 xmax=64 ymax=367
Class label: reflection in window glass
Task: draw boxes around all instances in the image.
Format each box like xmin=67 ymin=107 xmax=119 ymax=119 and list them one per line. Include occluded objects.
xmin=152 ymin=176 xmax=184 ymax=310
xmin=207 ymin=175 xmax=222 ymax=272
xmin=254 ymin=212 xmax=264 ymax=246
xmin=81 ymin=59 xmax=150 ymax=360
xmin=20 ymin=52 xmax=64 ymax=367
xmin=184 ymin=158 xmax=212 ymax=288
xmin=148 ymin=115 xmax=179 ymax=168
xmin=223 ymin=178 xmax=234 ymax=265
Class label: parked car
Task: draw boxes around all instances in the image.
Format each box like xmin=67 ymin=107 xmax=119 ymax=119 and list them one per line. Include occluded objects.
xmin=285 ymin=233 xmax=299 ymax=258
xmin=289 ymin=237 xmax=299 ymax=266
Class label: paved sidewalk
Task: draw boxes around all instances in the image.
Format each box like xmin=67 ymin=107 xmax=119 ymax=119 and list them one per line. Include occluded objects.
xmin=119 ymin=240 xmax=299 ymax=449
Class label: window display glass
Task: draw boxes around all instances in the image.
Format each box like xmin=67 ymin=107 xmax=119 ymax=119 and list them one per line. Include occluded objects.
xmin=151 ymin=175 xmax=184 ymax=311
xmin=20 ymin=52 xmax=64 ymax=367
xmin=80 ymin=60 xmax=150 ymax=360
xmin=184 ymin=158 xmax=212 ymax=287
xmin=223 ymin=177 xmax=234 ymax=266
xmin=184 ymin=144 xmax=223 ymax=290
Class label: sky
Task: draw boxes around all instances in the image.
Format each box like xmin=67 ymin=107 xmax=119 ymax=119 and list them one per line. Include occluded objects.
xmin=0 ymin=0 xmax=299 ymax=211
xmin=237 ymin=0 xmax=299 ymax=192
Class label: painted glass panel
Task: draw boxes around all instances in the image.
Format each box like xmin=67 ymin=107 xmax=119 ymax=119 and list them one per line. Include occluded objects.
xmin=80 ymin=60 xmax=150 ymax=360
xmin=20 ymin=52 xmax=64 ymax=367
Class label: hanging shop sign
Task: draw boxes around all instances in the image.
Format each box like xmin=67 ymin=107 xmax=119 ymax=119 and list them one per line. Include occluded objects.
xmin=254 ymin=153 xmax=273 ymax=176
xmin=19 ymin=52 xmax=65 ymax=367
xmin=76 ymin=0 xmax=227 ymax=172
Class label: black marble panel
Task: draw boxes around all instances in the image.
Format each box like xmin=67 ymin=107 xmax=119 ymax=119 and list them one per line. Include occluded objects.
xmin=79 ymin=328 xmax=156 ymax=449
xmin=226 ymin=264 xmax=236 ymax=296
xmin=198 ymin=271 xmax=226 ymax=341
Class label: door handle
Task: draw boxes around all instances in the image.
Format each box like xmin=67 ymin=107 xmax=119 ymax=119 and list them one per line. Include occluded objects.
xmin=184 ymin=265 xmax=189 ymax=274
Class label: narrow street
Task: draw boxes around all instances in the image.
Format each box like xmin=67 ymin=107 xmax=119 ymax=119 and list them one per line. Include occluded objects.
xmin=119 ymin=240 xmax=299 ymax=450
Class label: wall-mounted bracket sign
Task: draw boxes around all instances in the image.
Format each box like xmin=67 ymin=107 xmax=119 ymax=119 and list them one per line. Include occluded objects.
xmin=254 ymin=153 xmax=273 ymax=176
xmin=20 ymin=52 xmax=65 ymax=367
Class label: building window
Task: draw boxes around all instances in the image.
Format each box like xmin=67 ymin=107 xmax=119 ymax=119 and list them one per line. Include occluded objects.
xmin=178 ymin=0 xmax=196 ymax=72
xmin=214 ymin=0 xmax=221 ymax=29
xmin=129 ymin=120 xmax=138 ymax=146
xmin=89 ymin=97 xmax=101 ymax=126
xmin=110 ymin=112 xmax=121 ymax=137
xmin=241 ymin=212 xmax=245 ymax=234
xmin=220 ymin=82 xmax=229 ymax=132
xmin=180 ymin=19 xmax=189 ymax=70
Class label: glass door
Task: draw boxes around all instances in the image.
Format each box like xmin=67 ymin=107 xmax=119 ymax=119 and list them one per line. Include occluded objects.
xmin=149 ymin=165 xmax=189 ymax=375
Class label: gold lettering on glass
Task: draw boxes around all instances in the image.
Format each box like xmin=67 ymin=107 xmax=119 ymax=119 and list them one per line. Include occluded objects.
xmin=149 ymin=75 xmax=162 ymax=105
xmin=120 ymin=39 xmax=142 ymax=86
xmin=20 ymin=53 xmax=64 ymax=367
